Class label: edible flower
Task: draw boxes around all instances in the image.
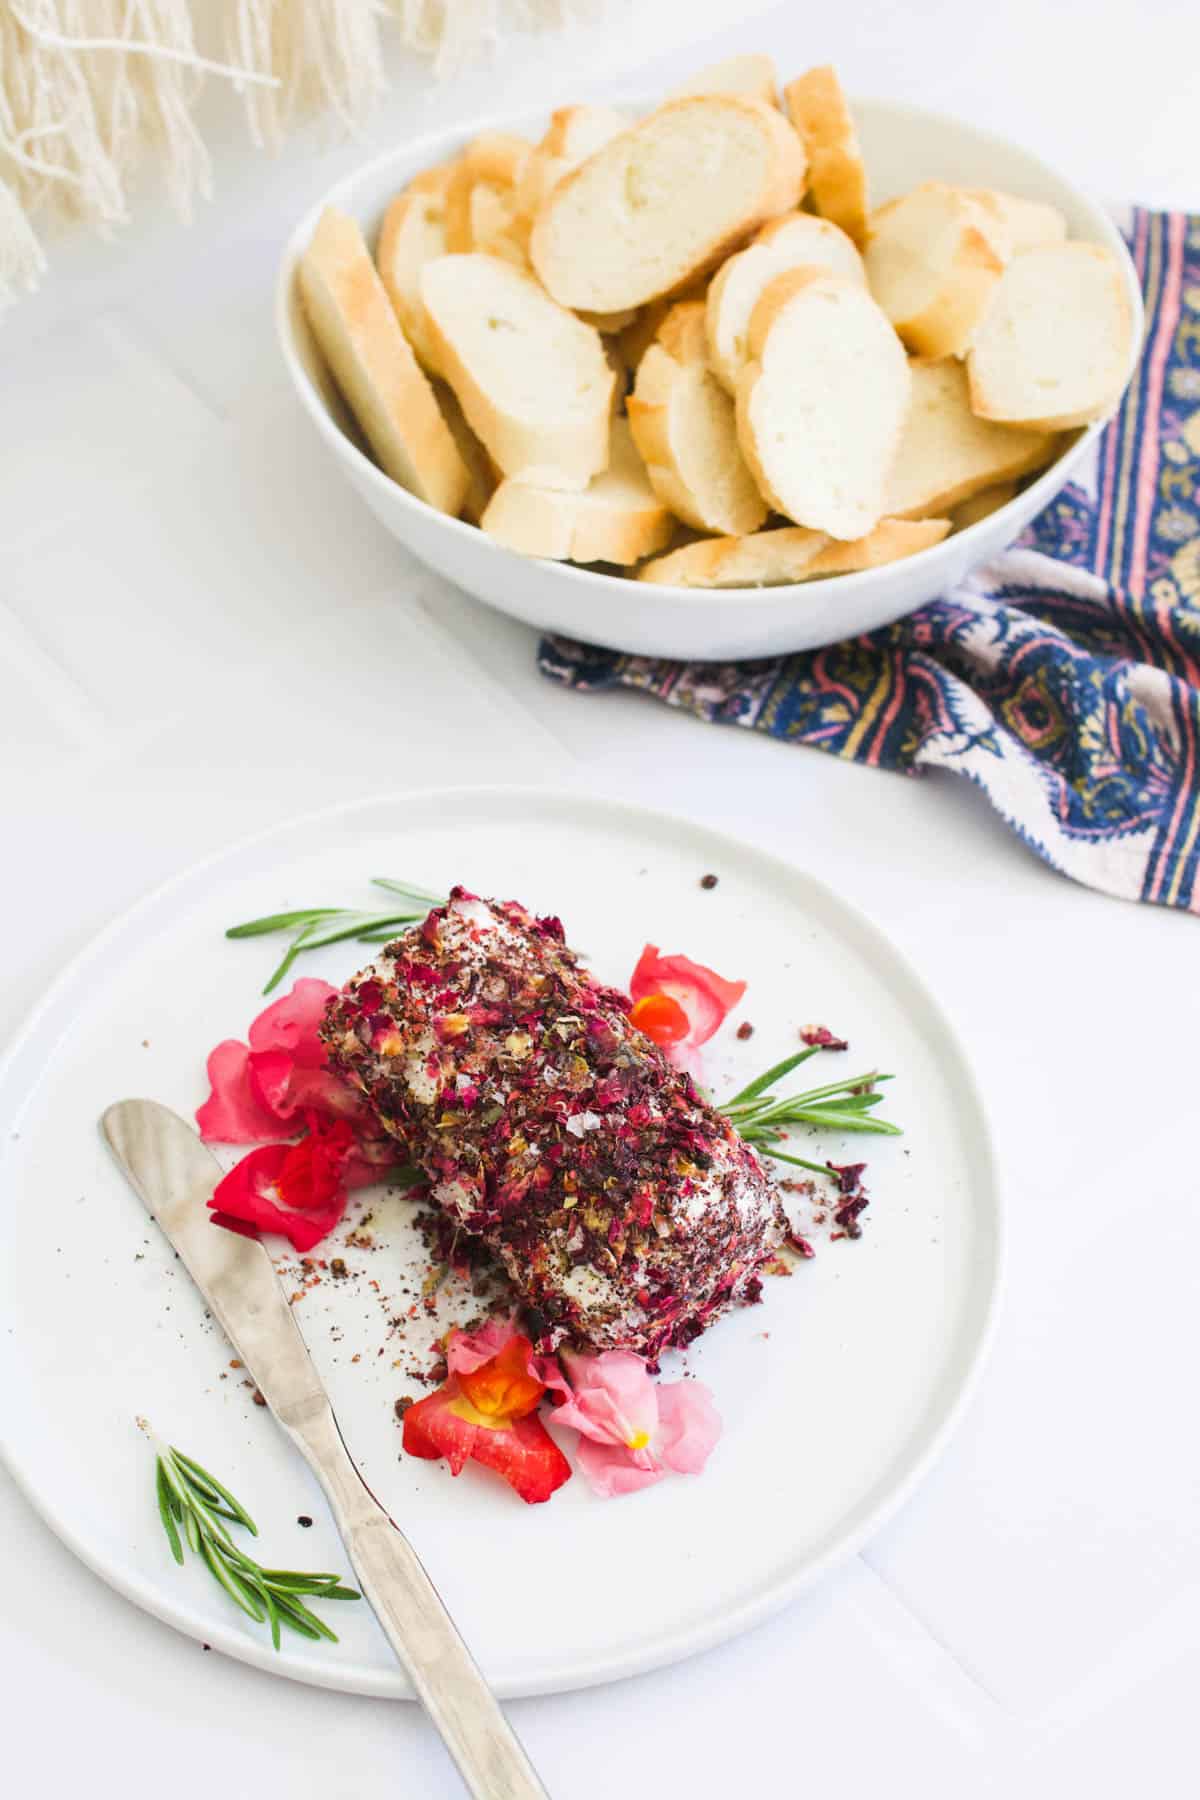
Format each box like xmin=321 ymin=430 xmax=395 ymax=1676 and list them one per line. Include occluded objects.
xmin=799 ymin=1024 xmax=849 ymax=1052
xmin=208 ymin=1111 xmax=358 ymax=1252
xmin=629 ymin=945 xmax=746 ymax=1076
xmin=196 ymin=979 xmax=360 ymax=1143
xmin=547 ymin=1349 xmax=721 ymax=1498
xmin=402 ymin=1322 xmax=572 ymax=1505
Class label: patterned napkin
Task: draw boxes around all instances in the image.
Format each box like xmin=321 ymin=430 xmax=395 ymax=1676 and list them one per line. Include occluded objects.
xmin=540 ymin=210 xmax=1200 ymax=914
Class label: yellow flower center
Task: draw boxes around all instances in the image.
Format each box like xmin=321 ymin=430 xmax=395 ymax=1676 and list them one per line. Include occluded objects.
xmin=626 ymin=1430 xmax=650 ymax=1451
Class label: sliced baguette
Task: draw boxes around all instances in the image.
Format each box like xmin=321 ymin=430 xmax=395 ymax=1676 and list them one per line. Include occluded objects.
xmin=802 ymin=516 xmax=951 ymax=576
xmin=480 ymin=418 xmax=674 ymax=563
xmin=864 ymin=182 xmax=1005 ymax=357
xmin=628 ymin=303 xmax=768 ymax=535
xmin=667 ymin=54 xmax=779 ymax=108
xmin=444 ymin=133 xmax=532 ymax=263
xmin=638 ymin=517 xmax=948 ymax=586
xmin=421 ymin=253 xmax=614 ymax=489
xmin=514 ymin=104 xmax=629 ymax=222
xmin=638 ymin=526 xmax=829 ymax=586
xmin=705 ymin=210 xmax=866 ymax=392
xmin=530 ymin=95 xmax=806 ymax=312
xmin=736 ymin=268 xmax=911 ymax=539
xmin=952 ymin=479 xmax=1019 ymax=529
xmin=434 ymin=381 xmax=499 ymax=523
xmin=614 ymin=273 xmax=710 ymax=372
xmin=966 ymin=242 xmax=1135 ymax=430
xmin=967 ymin=189 xmax=1067 ymax=258
xmin=883 ymin=358 xmax=1058 ymax=519
xmin=299 ymin=207 xmax=468 ymax=516
xmin=376 ymin=186 xmax=449 ymax=373
xmin=783 ymin=65 xmax=869 ymax=244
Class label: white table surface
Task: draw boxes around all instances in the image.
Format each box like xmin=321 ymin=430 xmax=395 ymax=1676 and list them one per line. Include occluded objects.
xmin=3 ymin=4 xmax=1199 ymax=1794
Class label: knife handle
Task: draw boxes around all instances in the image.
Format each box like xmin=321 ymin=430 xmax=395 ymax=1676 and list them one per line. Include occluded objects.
xmin=285 ymin=1404 xmax=549 ymax=1800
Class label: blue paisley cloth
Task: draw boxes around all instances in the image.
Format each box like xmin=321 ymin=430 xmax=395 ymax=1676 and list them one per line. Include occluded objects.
xmin=539 ymin=210 xmax=1200 ymax=913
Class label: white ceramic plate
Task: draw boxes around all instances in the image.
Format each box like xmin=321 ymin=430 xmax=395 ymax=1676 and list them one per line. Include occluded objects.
xmin=0 ymin=790 xmax=1001 ymax=1697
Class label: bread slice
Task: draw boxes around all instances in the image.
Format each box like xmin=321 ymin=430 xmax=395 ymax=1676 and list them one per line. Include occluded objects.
xmin=883 ymin=358 xmax=1057 ymax=519
xmin=864 ymin=183 xmax=1005 ymax=357
xmin=967 ymin=189 xmax=1067 ymax=258
xmin=638 ymin=516 xmax=948 ymax=585
xmin=966 ymin=242 xmax=1135 ymax=430
xmin=667 ymin=54 xmax=779 ymax=108
xmin=614 ymin=273 xmax=711 ymax=372
xmin=706 ymin=211 xmax=866 ymax=392
xmin=638 ymin=526 xmax=829 ymax=586
xmin=514 ymin=104 xmax=629 ymax=222
xmin=952 ymin=479 xmax=1019 ymax=529
xmin=480 ymin=418 xmax=674 ymax=563
xmin=737 ymin=268 xmax=911 ymax=539
xmin=783 ymin=65 xmax=869 ymax=244
xmin=444 ymin=133 xmax=532 ymax=265
xmin=628 ymin=302 xmax=768 ymax=535
xmin=421 ymin=253 xmax=614 ymax=489
xmin=376 ymin=186 xmax=450 ymax=373
xmin=434 ymin=381 xmax=498 ymax=523
xmin=530 ymin=96 xmax=806 ymax=312
xmin=802 ymin=516 xmax=951 ymax=576
xmin=299 ymin=207 xmax=468 ymax=516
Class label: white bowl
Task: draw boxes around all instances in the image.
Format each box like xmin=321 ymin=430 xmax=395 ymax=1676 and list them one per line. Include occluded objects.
xmin=276 ymin=95 xmax=1142 ymax=662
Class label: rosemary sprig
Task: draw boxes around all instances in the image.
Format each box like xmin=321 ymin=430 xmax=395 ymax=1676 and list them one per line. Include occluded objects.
xmin=719 ymin=1047 xmax=900 ymax=1173
xmin=140 ymin=1421 xmax=360 ymax=1649
xmin=227 ymin=878 xmax=444 ymax=994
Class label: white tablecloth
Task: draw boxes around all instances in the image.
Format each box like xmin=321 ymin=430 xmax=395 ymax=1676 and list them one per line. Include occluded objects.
xmin=4 ymin=5 xmax=1199 ymax=1794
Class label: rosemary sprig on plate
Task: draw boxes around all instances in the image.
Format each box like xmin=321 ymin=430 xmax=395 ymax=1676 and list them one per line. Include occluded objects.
xmin=227 ymin=878 xmax=444 ymax=994
xmin=719 ymin=1047 xmax=900 ymax=1174
xmin=141 ymin=1422 xmax=360 ymax=1648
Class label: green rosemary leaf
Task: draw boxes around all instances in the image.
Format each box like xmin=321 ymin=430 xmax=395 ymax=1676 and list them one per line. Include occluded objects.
xmin=144 ymin=1430 xmax=359 ymax=1650
xmin=172 ymin=1451 xmax=258 ymax=1535
xmin=201 ymin=1539 xmax=266 ymax=1623
xmin=354 ymin=920 xmax=422 ymax=944
xmin=755 ymin=1147 xmax=833 ymax=1175
xmin=371 ymin=877 xmax=444 ymax=904
xmin=723 ymin=1047 xmax=822 ymax=1108
xmin=156 ymin=1461 xmax=184 ymax=1565
xmin=226 ymin=909 xmax=342 ymax=940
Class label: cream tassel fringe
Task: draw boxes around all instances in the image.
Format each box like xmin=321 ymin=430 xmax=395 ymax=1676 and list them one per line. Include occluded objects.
xmin=0 ymin=0 xmax=594 ymax=308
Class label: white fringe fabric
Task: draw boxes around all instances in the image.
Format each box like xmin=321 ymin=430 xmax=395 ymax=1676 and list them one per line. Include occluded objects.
xmin=0 ymin=0 xmax=587 ymax=307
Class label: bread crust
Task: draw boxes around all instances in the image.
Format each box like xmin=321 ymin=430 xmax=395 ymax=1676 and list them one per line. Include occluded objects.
xmin=864 ymin=183 xmax=1005 ymax=358
xmin=421 ymin=253 xmax=614 ymax=489
xmin=530 ymin=95 xmax=807 ymax=312
xmin=299 ymin=206 xmax=469 ymax=517
xmin=784 ymin=65 xmax=869 ymax=244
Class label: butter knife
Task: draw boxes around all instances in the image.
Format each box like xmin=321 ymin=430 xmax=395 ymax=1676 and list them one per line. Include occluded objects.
xmin=102 ymin=1099 xmax=549 ymax=1800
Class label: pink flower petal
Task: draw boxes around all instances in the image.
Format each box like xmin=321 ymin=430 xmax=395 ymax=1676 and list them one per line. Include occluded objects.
xmin=655 ymin=1380 xmax=722 ymax=1476
xmin=196 ymin=1040 xmax=292 ymax=1143
xmin=571 ymin=1437 xmax=669 ymax=1498
xmin=551 ymin=1349 xmax=660 ymax=1449
xmin=447 ymin=1317 xmax=521 ymax=1376
xmin=629 ymin=946 xmax=746 ymax=1052
xmin=247 ymin=977 xmax=338 ymax=1067
xmin=248 ymin=1049 xmax=362 ymax=1125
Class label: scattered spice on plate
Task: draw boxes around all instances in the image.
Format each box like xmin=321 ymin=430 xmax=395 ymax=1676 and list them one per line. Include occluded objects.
xmin=736 ymin=1021 xmax=754 ymax=1040
xmin=699 ymin=873 xmax=718 ymax=890
xmin=297 ymin=1515 xmax=313 ymax=1528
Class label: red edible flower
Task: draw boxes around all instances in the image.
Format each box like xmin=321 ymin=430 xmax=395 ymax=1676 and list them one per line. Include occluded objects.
xmin=629 ymin=945 xmax=746 ymax=1075
xmin=196 ymin=978 xmax=357 ymax=1143
xmin=401 ymin=1322 xmax=571 ymax=1505
xmin=800 ymin=1024 xmax=849 ymax=1052
xmin=199 ymin=979 xmax=400 ymax=1253
xmin=208 ymin=1111 xmax=357 ymax=1252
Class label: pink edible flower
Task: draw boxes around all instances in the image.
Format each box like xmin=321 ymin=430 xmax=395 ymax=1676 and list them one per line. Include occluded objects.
xmin=196 ymin=978 xmax=355 ymax=1142
xmin=548 ymin=1348 xmax=721 ymax=1498
xmin=628 ymin=945 xmax=745 ymax=1078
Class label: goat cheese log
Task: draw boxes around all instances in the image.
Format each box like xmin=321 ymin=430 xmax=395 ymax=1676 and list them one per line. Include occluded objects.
xmin=320 ymin=888 xmax=786 ymax=1358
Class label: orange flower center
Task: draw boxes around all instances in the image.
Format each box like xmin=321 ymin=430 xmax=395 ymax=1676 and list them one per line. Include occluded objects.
xmin=629 ymin=992 xmax=690 ymax=1046
xmin=454 ymin=1338 xmax=544 ymax=1428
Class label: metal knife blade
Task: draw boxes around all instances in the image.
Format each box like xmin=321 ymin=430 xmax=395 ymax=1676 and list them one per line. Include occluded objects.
xmin=102 ymin=1099 xmax=548 ymax=1800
